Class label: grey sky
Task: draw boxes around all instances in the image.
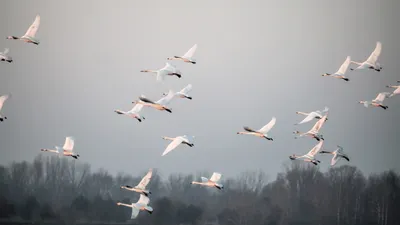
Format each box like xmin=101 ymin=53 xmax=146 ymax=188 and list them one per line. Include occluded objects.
xmin=1 ymin=0 xmax=399 ymax=179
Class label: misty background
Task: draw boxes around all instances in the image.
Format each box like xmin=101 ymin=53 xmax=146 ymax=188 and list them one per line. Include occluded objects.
xmin=1 ymin=0 xmax=400 ymax=179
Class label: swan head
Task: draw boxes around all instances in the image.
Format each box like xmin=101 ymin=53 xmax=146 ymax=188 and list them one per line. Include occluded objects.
xmin=167 ymin=57 xmax=174 ymax=60
xmin=322 ymin=73 xmax=330 ymax=76
xmin=358 ymin=101 xmax=366 ymax=104
xmin=6 ymin=36 xmax=18 ymax=40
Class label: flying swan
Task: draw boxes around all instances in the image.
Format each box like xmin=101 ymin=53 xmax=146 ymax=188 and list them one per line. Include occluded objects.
xmin=116 ymin=194 xmax=153 ymax=219
xmin=319 ymin=145 xmax=349 ymax=166
xmin=295 ymin=107 xmax=329 ymax=125
xmin=0 ymin=48 xmax=13 ymax=63
xmin=289 ymin=140 xmax=324 ymax=165
xmin=359 ymin=92 xmax=390 ymax=110
xmin=120 ymin=168 xmax=152 ymax=196
xmin=167 ymin=44 xmax=198 ymax=64
xmin=294 ymin=113 xmax=328 ymax=141
xmin=350 ymin=41 xmax=383 ymax=72
xmin=161 ymin=135 xmax=195 ymax=156
xmin=191 ymin=172 xmax=224 ymax=190
xmin=237 ymin=117 xmax=276 ymax=141
xmin=114 ymin=103 xmax=145 ymax=122
xmin=41 ymin=136 xmax=80 ymax=159
xmin=132 ymin=91 xmax=175 ymax=113
xmin=7 ymin=15 xmax=40 ymax=45
xmin=0 ymin=94 xmax=11 ymax=122
xmin=140 ymin=63 xmax=182 ymax=81
xmin=386 ymin=83 xmax=400 ymax=98
xmin=164 ymin=84 xmax=193 ymax=100
xmin=322 ymin=56 xmax=351 ymax=81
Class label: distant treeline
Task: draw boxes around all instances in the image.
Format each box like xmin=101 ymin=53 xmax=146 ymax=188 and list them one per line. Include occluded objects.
xmin=0 ymin=155 xmax=399 ymax=225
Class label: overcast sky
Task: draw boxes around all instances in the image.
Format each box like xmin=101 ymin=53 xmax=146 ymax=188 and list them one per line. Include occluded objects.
xmin=0 ymin=0 xmax=399 ymax=180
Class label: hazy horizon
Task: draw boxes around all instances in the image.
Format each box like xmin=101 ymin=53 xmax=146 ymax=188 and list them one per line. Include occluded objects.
xmin=1 ymin=0 xmax=399 ymax=179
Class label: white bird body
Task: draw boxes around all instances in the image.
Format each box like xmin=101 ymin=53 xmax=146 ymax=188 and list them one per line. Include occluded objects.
xmin=167 ymin=44 xmax=197 ymax=64
xmin=191 ymin=172 xmax=224 ymax=190
xmin=161 ymin=135 xmax=195 ymax=156
xmin=322 ymin=56 xmax=351 ymax=81
xmin=121 ymin=169 xmax=152 ymax=196
xmin=320 ymin=145 xmax=350 ymax=166
xmin=7 ymin=15 xmax=40 ymax=45
xmin=117 ymin=194 xmax=153 ymax=219
xmin=237 ymin=117 xmax=276 ymax=141
xmin=140 ymin=63 xmax=182 ymax=81
xmin=114 ymin=103 xmax=145 ymax=122
xmin=350 ymin=42 xmax=382 ymax=72
xmin=386 ymin=84 xmax=400 ymax=98
xmin=0 ymin=94 xmax=11 ymax=122
xmin=294 ymin=114 xmax=328 ymax=141
xmin=172 ymin=84 xmax=193 ymax=100
xmin=41 ymin=137 xmax=80 ymax=159
xmin=133 ymin=91 xmax=174 ymax=113
xmin=0 ymin=48 xmax=13 ymax=63
xmin=289 ymin=140 xmax=324 ymax=165
xmin=295 ymin=107 xmax=329 ymax=125
xmin=359 ymin=92 xmax=390 ymax=110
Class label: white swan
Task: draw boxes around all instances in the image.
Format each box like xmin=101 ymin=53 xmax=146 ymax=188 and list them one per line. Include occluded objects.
xmin=237 ymin=117 xmax=276 ymax=141
xmin=132 ymin=91 xmax=175 ymax=113
xmin=295 ymin=107 xmax=329 ymax=125
xmin=161 ymin=135 xmax=195 ymax=156
xmin=294 ymin=113 xmax=328 ymax=141
xmin=359 ymin=92 xmax=390 ymax=110
xmin=41 ymin=136 xmax=80 ymax=159
xmin=386 ymin=83 xmax=400 ymax=98
xmin=140 ymin=63 xmax=182 ymax=81
xmin=0 ymin=48 xmax=13 ymax=63
xmin=319 ymin=145 xmax=349 ymax=166
xmin=289 ymin=140 xmax=324 ymax=165
xmin=114 ymin=103 xmax=145 ymax=122
xmin=322 ymin=56 xmax=351 ymax=81
xmin=191 ymin=172 xmax=224 ymax=190
xmin=164 ymin=84 xmax=193 ymax=100
xmin=0 ymin=94 xmax=11 ymax=122
xmin=116 ymin=194 xmax=153 ymax=219
xmin=7 ymin=15 xmax=40 ymax=45
xmin=167 ymin=44 xmax=197 ymax=64
xmin=120 ymin=169 xmax=152 ymax=196
xmin=350 ymin=42 xmax=382 ymax=72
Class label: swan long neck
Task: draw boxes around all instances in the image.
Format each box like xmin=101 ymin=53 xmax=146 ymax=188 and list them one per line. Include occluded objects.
xmin=162 ymin=136 xmax=174 ymax=141
xmin=296 ymin=111 xmax=309 ymax=116
xmin=118 ymin=203 xmax=132 ymax=208
xmin=350 ymin=61 xmax=362 ymax=66
xmin=388 ymin=85 xmax=400 ymax=88
xmin=192 ymin=181 xmax=207 ymax=186
xmin=141 ymin=69 xmax=157 ymax=73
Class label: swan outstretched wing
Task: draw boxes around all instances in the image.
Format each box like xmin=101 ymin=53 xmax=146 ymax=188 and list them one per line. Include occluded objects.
xmin=200 ymin=177 xmax=209 ymax=183
xmin=2 ymin=48 xmax=9 ymax=55
xmin=24 ymin=15 xmax=40 ymax=37
xmin=296 ymin=113 xmax=317 ymax=125
xmin=180 ymin=84 xmax=193 ymax=95
xmin=62 ymin=137 xmax=75 ymax=151
xmin=309 ymin=114 xmax=327 ymax=133
xmin=130 ymin=206 xmax=140 ymax=219
xmin=136 ymin=169 xmax=152 ymax=190
xmin=137 ymin=194 xmax=150 ymax=205
xmin=0 ymin=94 xmax=11 ymax=111
xmin=373 ymin=92 xmax=390 ymax=103
xmin=322 ymin=107 xmax=329 ymax=113
xmin=183 ymin=44 xmax=197 ymax=59
xmin=306 ymin=140 xmax=324 ymax=158
xmin=162 ymin=137 xmax=183 ymax=156
xmin=366 ymin=42 xmax=382 ymax=65
xmin=258 ymin=117 xmax=276 ymax=133
xmin=129 ymin=103 xmax=144 ymax=113
xmin=156 ymin=90 xmax=174 ymax=106
xmin=209 ymin=172 xmax=222 ymax=183
xmin=335 ymin=56 xmax=351 ymax=75
xmin=331 ymin=154 xmax=341 ymax=166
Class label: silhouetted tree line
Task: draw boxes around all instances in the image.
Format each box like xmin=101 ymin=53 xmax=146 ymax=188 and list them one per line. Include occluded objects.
xmin=0 ymin=155 xmax=399 ymax=225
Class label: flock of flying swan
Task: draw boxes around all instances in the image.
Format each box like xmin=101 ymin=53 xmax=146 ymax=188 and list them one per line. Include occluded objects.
xmin=0 ymin=15 xmax=398 ymax=220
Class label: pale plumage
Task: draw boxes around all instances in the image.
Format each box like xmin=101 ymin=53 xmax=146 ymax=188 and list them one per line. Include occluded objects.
xmin=359 ymin=92 xmax=390 ymax=110
xmin=322 ymin=56 xmax=351 ymax=81
xmin=161 ymin=135 xmax=195 ymax=156
xmin=165 ymin=84 xmax=193 ymax=100
xmin=386 ymin=83 xmax=400 ymax=98
xmin=167 ymin=44 xmax=198 ymax=64
xmin=350 ymin=42 xmax=382 ymax=72
xmin=289 ymin=140 xmax=324 ymax=165
xmin=320 ymin=145 xmax=350 ymax=166
xmin=0 ymin=48 xmax=13 ymax=63
xmin=114 ymin=103 xmax=145 ymax=122
xmin=295 ymin=107 xmax=329 ymax=125
xmin=294 ymin=114 xmax=328 ymax=141
xmin=120 ymin=169 xmax=153 ymax=196
xmin=140 ymin=63 xmax=182 ymax=81
xmin=116 ymin=194 xmax=153 ymax=219
xmin=191 ymin=172 xmax=224 ymax=190
xmin=132 ymin=91 xmax=174 ymax=113
xmin=7 ymin=15 xmax=40 ymax=45
xmin=41 ymin=136 xmax=80 ymax=159
xmin=237 ymin=117 xmax=276 ymax=141
xmin=0 ymin=94 xmax=11 ymax=122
